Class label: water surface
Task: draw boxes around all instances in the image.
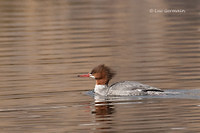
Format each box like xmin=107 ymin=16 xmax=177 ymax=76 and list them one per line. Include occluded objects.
xmin=0 ymin=0 xmax=200 ymax=132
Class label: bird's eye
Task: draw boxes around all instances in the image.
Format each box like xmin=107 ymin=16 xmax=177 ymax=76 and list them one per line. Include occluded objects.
xmin=90 ymin=71 xmax=94 ymax=74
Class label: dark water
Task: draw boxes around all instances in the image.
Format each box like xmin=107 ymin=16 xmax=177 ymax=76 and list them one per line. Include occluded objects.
xmin=0 ymin=0 xmax=200 ymax=132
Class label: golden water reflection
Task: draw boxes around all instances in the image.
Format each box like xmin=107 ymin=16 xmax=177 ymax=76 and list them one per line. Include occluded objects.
xmin=0 ymin=0 xmax=200 ymax=132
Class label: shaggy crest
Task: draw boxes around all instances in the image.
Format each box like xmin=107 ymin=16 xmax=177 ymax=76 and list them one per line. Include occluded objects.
xmin=90 ymin=64 xmax=116 ymax=81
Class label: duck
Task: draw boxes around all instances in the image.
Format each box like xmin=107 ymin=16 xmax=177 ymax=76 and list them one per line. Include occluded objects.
xmin=78 ymin=64 xmax=164 ymax=96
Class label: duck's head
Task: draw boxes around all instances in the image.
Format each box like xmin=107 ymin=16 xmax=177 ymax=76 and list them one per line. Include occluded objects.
xmin=78 ymin=64 xmax=115 ymax=85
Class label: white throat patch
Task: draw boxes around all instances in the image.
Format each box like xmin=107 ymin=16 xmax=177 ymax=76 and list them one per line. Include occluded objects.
xmin=94 ymin=85 xmax=108 ymax=96
xmin=89 ymin=74 xmax=95 ymax=79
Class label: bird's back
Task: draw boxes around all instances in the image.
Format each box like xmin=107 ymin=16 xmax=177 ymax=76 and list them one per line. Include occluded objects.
xmin=107 ymin=81 xmax=163 ymax=96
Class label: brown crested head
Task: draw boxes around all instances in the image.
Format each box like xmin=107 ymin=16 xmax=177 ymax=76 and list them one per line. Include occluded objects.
xmin=90 ymin=64 xmax=115 ymax=85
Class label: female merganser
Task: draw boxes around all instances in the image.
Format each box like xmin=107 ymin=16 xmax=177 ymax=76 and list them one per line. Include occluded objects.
xmin=78 ymin=64 xmax=164 ymax=96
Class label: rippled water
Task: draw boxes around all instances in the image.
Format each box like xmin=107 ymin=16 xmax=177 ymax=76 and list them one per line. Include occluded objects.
xmin=0 ymin=0 xmax=200 ymax=132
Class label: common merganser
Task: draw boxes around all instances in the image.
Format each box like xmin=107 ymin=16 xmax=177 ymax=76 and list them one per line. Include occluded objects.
xmin=78 ymin=64 xmax=164 ymax=96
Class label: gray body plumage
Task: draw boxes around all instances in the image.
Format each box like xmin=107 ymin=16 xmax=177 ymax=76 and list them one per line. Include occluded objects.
xmin=106 ymin=81 xmax=163 ymax=96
